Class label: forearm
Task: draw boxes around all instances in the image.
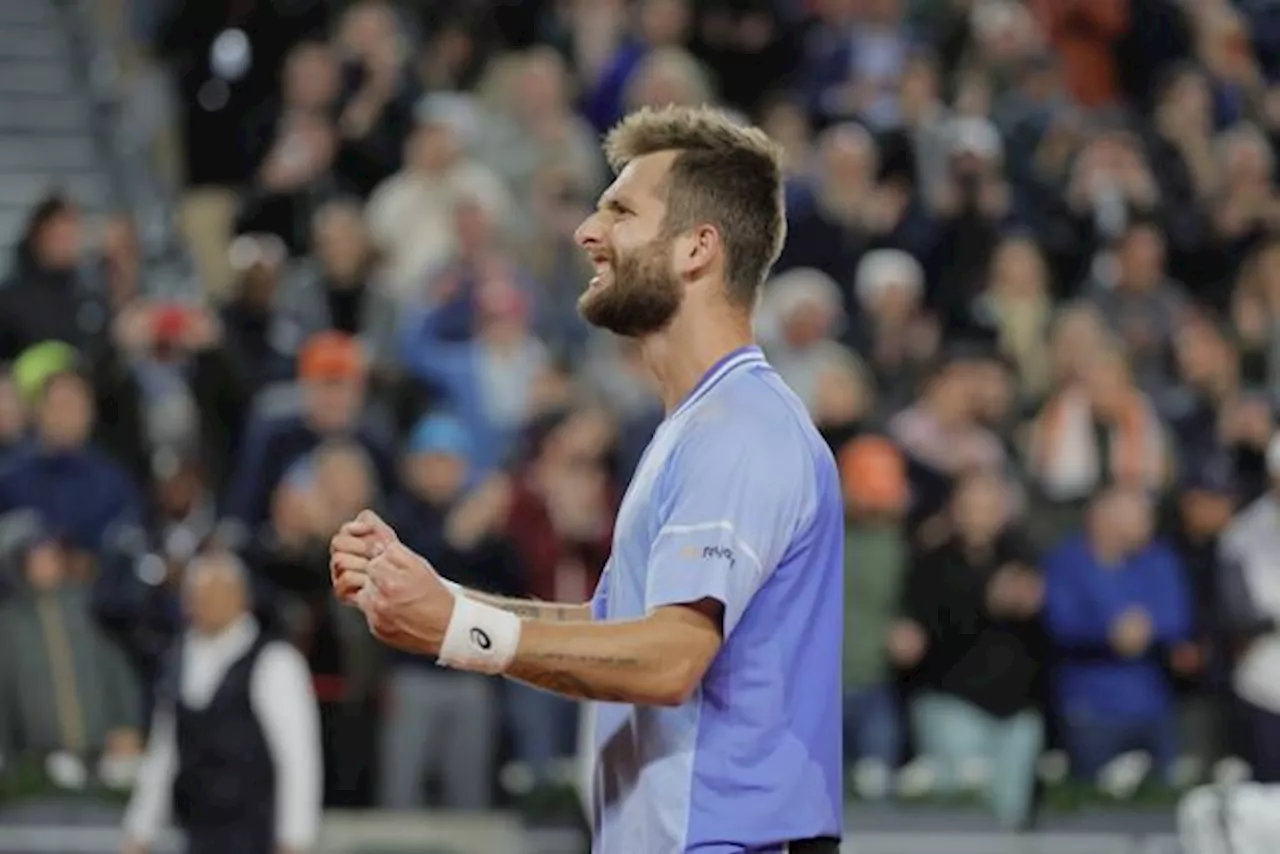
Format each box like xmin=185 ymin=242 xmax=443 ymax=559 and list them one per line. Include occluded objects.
xmin=504 ymin=617 xmax=705 ymax=706
xmin=463 ymin=589 xmax=592 ymax=622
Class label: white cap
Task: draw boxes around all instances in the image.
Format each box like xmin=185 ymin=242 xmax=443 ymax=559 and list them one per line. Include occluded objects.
xmin=854 ymin=249 xmax=924 ymax=306
xmin=947 ymin=116 xmax=1003 ymax=162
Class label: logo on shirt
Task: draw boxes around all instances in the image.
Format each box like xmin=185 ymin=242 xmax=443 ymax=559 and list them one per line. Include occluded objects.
xmin=470 ymin=628 xmax=492 ymax=651
xmin=679 ymin=544 xmax=736 ymax=568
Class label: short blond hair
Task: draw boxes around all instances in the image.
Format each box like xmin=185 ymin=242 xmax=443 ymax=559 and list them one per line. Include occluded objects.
xmin=604 ymin=105 xmax=786 ymax=307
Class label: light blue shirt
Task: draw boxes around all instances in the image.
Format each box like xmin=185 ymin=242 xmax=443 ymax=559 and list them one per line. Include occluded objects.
xmin=588 ymin=346 xmax=845 ymax=853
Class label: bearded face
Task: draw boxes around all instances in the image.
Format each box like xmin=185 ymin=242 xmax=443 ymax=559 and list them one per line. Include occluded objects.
xmin=578 ymin=231 xmax=683 ymax=338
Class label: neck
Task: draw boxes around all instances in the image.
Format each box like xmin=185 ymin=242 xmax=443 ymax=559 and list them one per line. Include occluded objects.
xmin=1204 ymin=370 xmax=1238 ymax=402
xmin=638 ymin=296 xmax=756 ymax=413
xmin=1091 ymin=535 xmax=1125 ymax=565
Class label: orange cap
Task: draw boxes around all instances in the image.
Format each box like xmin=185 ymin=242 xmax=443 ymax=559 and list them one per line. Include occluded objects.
xmin=838 ymin=435 xmax=908 ymax=512
xmin=297 ymin=331 xmax=365 ymax=382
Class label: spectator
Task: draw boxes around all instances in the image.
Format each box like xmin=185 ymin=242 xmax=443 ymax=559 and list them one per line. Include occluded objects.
xmin=235 ymin=40 xmax=343 ymax=254
xmin=94 ymin=300 xmax=245 ymax=496
xmin=838 ymin=436 xmax=910 ymax=796
xmin=850 ymin=248 xmax=939 ymax=411
xmin=504 ymin=405 xmax=616 ymax=786
xmin=1044 ymin=486 xmax=1192 ymax=784
xmin=331 ymin=0 xmax=421 ymax=197
xmin=0 ymin=528 xmax=142 ymax=773
xmin=256 ymin=439 xmax=383 ymax=805
xmin=278 ymin=198 xmax=401 ymax=381
xmin=1026 ymin=346 xmax=1169 ymax=547
xmin=758 ymin=267 xmax=847 ymax=413
xmin=378 ymin=414 xmax=522 ymax=810
xmin=218 ymin=233 xmax=305 ymax=398
xmin=798 ymin=0 xmax=915 ymax=129
xmin=889 ymin=351 xmax=1008 ymax=533
xmin=476 ymin=47 xmax=604 ymax=218
xmin=221 ymin=330 xmax=395 ymax=548
xmin=0 ymin=342 xmax=145 ymax=591
xmin=400 ymin=265 xmax=554 ymax=473
xmin=1086 ymin=215 xmax=1189 ymax=397
xmin=971 ymin=235 xmax=1054 ymax=403
xmin=122 ymin=553 xmax=321 ymax=854
xmin=365 ymin=94 xmax=511 ymax=301
xmin=1028 ymin=0 xmax=1130 ymax=110
xmin=584 ymin=0 xmax=691 ymax=132
xmin=898 ymin=468 xmax=1045 ymax=828
xmin=0 ymin=194 xmax=109 ymax=362
xmin=1217 ymin=435 xmax=1280 ymax=783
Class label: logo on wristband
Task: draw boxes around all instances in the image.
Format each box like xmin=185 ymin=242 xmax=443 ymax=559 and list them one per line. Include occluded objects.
xmin=470 ymin=627 xmax=493 ymax=650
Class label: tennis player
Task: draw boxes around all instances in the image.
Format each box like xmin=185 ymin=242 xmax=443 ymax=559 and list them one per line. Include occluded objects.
xmin=331 ymin=105 xmax=844 ymax=853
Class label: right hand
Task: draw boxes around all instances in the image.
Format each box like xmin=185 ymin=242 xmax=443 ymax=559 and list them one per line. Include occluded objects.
xmin=119 ymin=839 xmax=147 ymax=854
xmin=1110 ymin=607 xmax=1154 ymax=658
xmin=330 ymin=510 xmax=399 ymax=606
xmin=887 ymin=620 xmax=927 ymax=667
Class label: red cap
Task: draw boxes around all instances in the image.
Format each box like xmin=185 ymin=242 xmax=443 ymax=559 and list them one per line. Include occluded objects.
xmin=151 ymin=304 xmax=192 ymax=344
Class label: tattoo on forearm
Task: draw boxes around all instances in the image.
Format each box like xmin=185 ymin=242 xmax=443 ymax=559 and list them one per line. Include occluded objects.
xmin=468 ymin=593 xmax=584 ymax=622
xmin=527 ymin=652 xmax=643 ymax=668
xmin=502 ymin=603 xmax=576 ymax=621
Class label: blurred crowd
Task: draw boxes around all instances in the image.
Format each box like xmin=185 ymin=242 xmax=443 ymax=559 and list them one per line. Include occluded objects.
xmin=2 ymin=0 xmax=1280 ymax=833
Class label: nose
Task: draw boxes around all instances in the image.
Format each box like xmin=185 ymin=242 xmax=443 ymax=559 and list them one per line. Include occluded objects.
xmin=574 ymin=211 xmax=603 ymax=250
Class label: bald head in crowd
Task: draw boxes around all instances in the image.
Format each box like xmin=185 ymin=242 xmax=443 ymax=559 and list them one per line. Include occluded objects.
xmin=183 ymin=552 xmax=251 ymax=635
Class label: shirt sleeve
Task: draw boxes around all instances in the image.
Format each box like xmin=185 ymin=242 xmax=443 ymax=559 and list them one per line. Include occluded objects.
xmin=250 ymin=642 xmax=323 ymax=851
xmin=122 ymin=708 xmax=177 ymax=846
xmin=645 ymin=415 xmax=815 ymax=638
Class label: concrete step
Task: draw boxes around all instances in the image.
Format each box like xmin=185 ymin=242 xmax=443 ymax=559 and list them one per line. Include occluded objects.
xmin=0 ymin=58 xmax=78 ymax=96
xmin=0 ymin=24 xmax=68 ymax=60
xmin=0 ymin=95 xmax=92 ymax=132
xmin=0 ymin=135 xmax=96 ymax=171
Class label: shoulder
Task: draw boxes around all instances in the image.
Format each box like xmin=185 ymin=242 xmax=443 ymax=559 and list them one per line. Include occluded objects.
xmin=93 ymin=451 xmax=137 ymax=486
xmin=664 ymin=367 xmax=828 ymax=508
xmin=1143 ymin=539 xmax=1184 ymax=566
xmin=1043 ymin=536 xmax=1084 ymax=570
xmin=1223 ymin=497 xmax=1278 ymax=554
xmin=674 ymin=366 xmax=819 ymax=468
xmin=254 ymin=639 xmax=310 ymax=681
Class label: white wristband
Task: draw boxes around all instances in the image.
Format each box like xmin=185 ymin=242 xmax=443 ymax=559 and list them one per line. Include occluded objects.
xmin=440 ymin=577 xmax=462 ymax=597
xmin=437 ymin=594 xmax=521 ymax=674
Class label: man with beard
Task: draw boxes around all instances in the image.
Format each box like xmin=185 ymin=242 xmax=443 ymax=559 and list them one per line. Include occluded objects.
xmin=330 ymin=105 xmax=844 ymax=854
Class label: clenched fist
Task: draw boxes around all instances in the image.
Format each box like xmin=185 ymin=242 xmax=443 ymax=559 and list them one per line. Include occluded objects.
xmin=329 ymin=509 xmax=398 ymax=606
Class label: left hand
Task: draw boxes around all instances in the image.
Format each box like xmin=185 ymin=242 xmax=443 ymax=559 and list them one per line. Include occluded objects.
xmin=357 ymin=541 xmax=455 ymax=655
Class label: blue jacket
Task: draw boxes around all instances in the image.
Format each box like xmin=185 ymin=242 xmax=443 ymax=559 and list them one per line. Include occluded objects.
xmin=0 ymin=446 xmax=141 ymax=554
xmin=1044 ymin=534 xmax=1192 ymax=721
xmin=399 ymin=305 xmax=512 ymax=473
xmin=0 ymin=445 xmax=146 ymax=620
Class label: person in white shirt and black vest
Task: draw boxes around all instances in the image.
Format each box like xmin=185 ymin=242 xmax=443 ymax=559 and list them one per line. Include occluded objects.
xmin=121 ymin=552 xmax=322 ymax=854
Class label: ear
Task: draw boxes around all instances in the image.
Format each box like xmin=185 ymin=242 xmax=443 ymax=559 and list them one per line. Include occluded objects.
xmin=673 ymin=224 xmax=721 ymax=281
